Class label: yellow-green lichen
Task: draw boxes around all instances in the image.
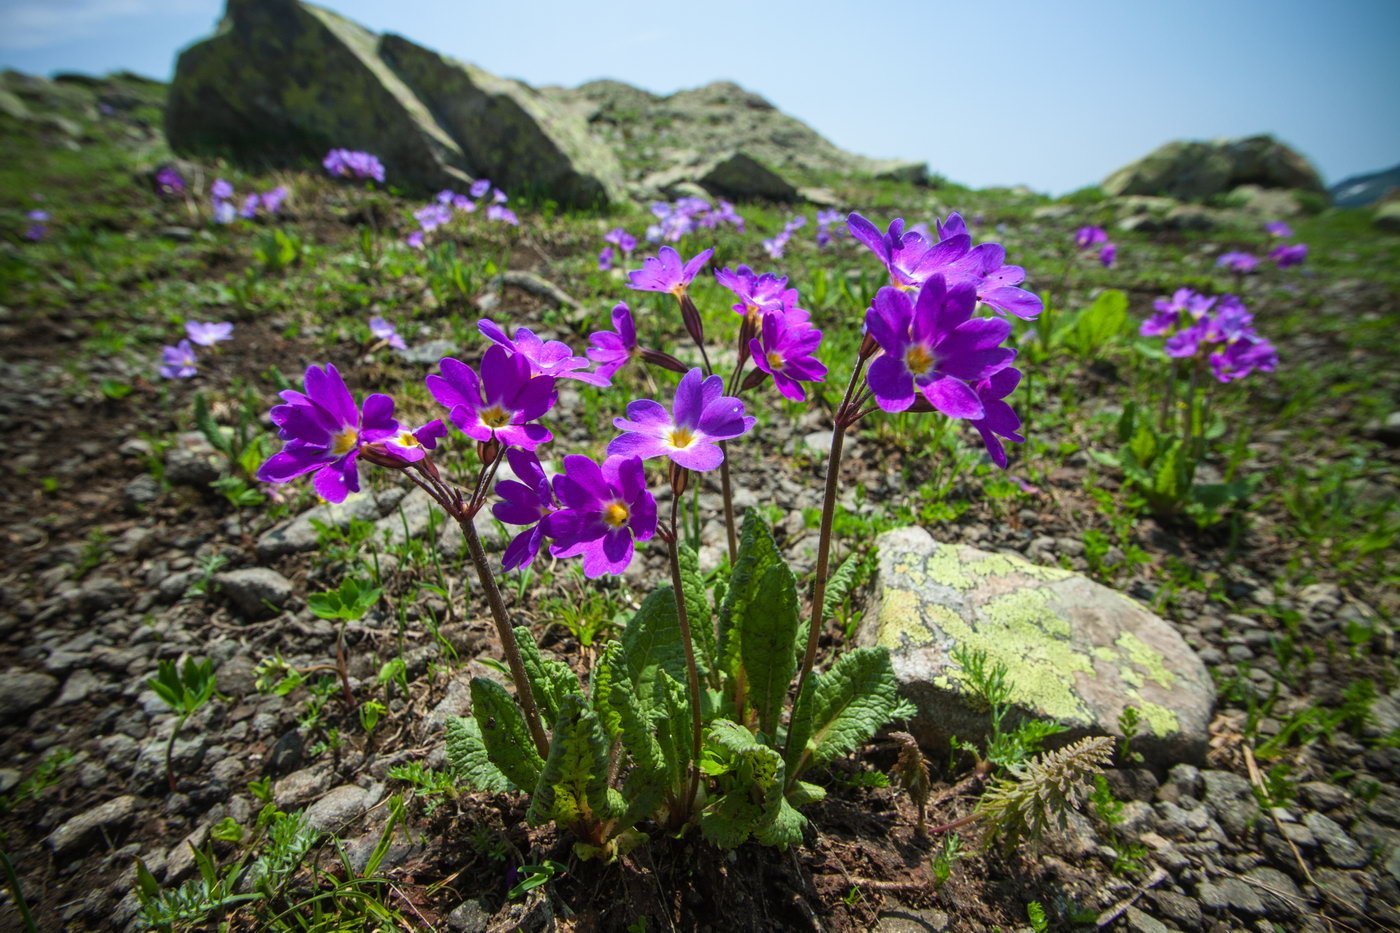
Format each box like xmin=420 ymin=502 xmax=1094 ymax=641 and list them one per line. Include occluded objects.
xmin=875 ymin=590 xmax=956 ymax=649
xmin=1127 ymin=697 xmax=1179 ymax=736
xmin=1116 ymin=631 xmax=1177 ymax=689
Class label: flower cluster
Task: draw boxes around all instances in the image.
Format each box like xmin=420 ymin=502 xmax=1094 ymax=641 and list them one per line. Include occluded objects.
xmin=323 ymin=148 xmax=385 ymax=183
xmin=405 ymin=181 xmax=517 ymax=248
xmin=814 ymin=208 xmax=844 ymax=248
xmin=23 ymin=208 xmax=48 ymax=242
xmin=210 ymin=179 xmax=287 ymax=224
xmin=158 ymin=320 xmax=234 ymax=379
xmin=1074 ymin=225 xmax=1117 ymax=268
xmin=763 ymin=215 xmax=807 ymax=260
xmin=645 ymin=197 xmax=744 ymax=242
xmin=597 ymin=227 xmax=637 ymax=271
xmin=714 ymin=264 xmax=826 ymax=401
xmin=1263 ymin=220 xmax=1308 ymax=269
xmin=154 ymin=166 xmax=186 ymax=197
xmin=848 ymin=212 xmax=1043 ymax=320
xmin=1216 ymin=251 xmax=1259 ymax=275
xmin=1140 ymin=288 xmax=1277 ymax=383
xmin=369 ymin=316 xmax=407 ymax=351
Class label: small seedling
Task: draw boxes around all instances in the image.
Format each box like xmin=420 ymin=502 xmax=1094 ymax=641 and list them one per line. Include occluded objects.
xmin=147 ymin=658 xmax=218 ymax=791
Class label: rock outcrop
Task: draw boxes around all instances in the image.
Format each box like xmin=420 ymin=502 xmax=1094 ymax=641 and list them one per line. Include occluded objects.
xmin=856 ymin=527 xmax=1215 ymax=765
xmin=168 ymin=0 xmax=621 ymax=206
xmin=1331 ymin=163 xmax=1400 ymax=208
xmin=1102 ymin=135 xmax=1326 ymax=201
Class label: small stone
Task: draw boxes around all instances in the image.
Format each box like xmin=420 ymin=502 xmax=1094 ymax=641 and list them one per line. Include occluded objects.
xmin=304 ymin=783 xmax=383 ymax=832
xmin=255 ymin=493 xmax=393 ymax=560
xmin=1303 ymin=811 xmax=1368 ymax=868
xmin=1201 ymin=770 xmax=1259 ymax=838
xmin=56 ymin=669 xmax=102 ymax=705
xmin=275 ymin=767 xmax=331 ymax=808
xmin=1148 ymin=890 xmax=1202 ymax=930
xmin=47 ymin=795 xmax=137 ymax=855
xmin=1244 ymin=866 xmax=1300 ymax=920
xmin=214 ymin=568 xmax=293 ymax=618
xmin=446 ymin=898 xmax=490 ymax=932
xmin=123 ymin=474 xmax=161 ymax=511
xmin=1123 ymin=906 xmax=1169 ymax=933
xmin=1313 ymin=867 xmax=1367 ymax=915
xmin=1157 ymin=763 xmax=1203 ymax=804
xmin=1197 ymin=877 xmax=1265 ymax=916
xmin=1298 ymin=780 xmax=1347 ymax=812
xmin=803 ymin=430 xmax=835 ymax=456
xmin=164 ymin=447 xmax=220 ymax=487
xmin=0 ymin=668 xmax=59 ymax=720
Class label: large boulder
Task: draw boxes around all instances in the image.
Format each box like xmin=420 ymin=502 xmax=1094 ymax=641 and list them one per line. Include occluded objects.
xmin=856 ymin=527 xmax=1215 ymax=765
xmin=1103 ymin=135 xmax=1326 ymax=201
xmin=168 ymin=0 xmax=619 ymax=206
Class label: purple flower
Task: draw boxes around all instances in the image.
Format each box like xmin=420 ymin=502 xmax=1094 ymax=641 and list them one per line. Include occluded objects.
xmin=486 ymin=204 xmax=519 ymax=226
xmin=587 ymin=303 xmax=638 ymax=381
xmin=627 ymin=246 xmax=714 ymax=298
xmin=211 ymin=178 xmax=234 ymax=202
xmin=546 ymin=455 xmax=657 ymax=578
xmin=714 ymin=264 xmax=790 ymax=319
xmin=1217 ymin=251 xmax=1259 ymax=274
xmin=426 ymin=346 xmax=556 ymax=452
xmin=212 ymin=201 xmax=236 ymax=225
xmin=155 ymin=167 xmax=185 ymax=197
xmin=239 ymin=193 xmax=260 ymax=220
xmin=1164 ymin=321 xmax=1210 ymax=358
xmin=323 ymin=149 xmax=385 ymax=183
xmin=469 ymin=179 xmax=492 ymax=199
xmin=23 ymin=209 xmax=48 ymax=241
xmin=185 ymin=321 xmax=233 ymax=346
xmin=864 ymin=276 xmax=1015 ymax=419
xmin=750 ymin=311 xmax=827 ymax=402
xmin=384 ymin=419 xmax=446 ymax=463
xmin=435 ymin=189 xmax=457 ymax=205
xmin=604 ymin=227 xmax=637 ymax=254
xmin=414 ymin=203 xmax=452 ymax=233
xmin=941 ymin=241 xmax=1043 ymax=320
xmin=968 ymin=366 xmax=1024 ymax=469
xmin=493 ymin=448 xmax=557 ymax=570
xmin=847 ymin=212 xmax=972 ymax=291
xmin=1210 ymin=336 xmax=1277 ymax=383
xmin=1264 ymin=221 xmax=1293 ymax=238
xmin=405 ymin=230 xmax=425 ymax=250
xmin=598 ymin=246 xmax=614 ymax=271
xmin=478 ymin=319 xmax=609 ymax=386
xmin=1269 ymin=243 xmax=1307 ymax=268
xmin=1099 ymin=243 xmax=1117 ymax=268
xmin=261 ymin=186 xmax=288 ymax=214
xmin=608 ymin=368 xmax=754 ymax=472
xmin=158 ymin=339 xmax=198 ymax=379
xmin=256 ymin=364 xmax=398 ymax=503
xmin=1075 ymin=226 xmax=1108 ymax=249
xmin=369 ymin=316 xmax=407 ymax=351
xmin=452 ymin=193 xmax=475 ymax=212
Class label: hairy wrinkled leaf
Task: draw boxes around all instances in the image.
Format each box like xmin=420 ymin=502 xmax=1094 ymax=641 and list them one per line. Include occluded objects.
xmin=821 ymin=553 xmax=861 ymax=622
xmin=621 ymin=586 xmax=704 ymax=697
xmin=527 ymin=694 xmax=615 ymax=836
xmin=469 ymin=677 xmax=544 ymax=792
xmin=678 ymin=544 xmax=717 ymax=679
xmin=514 ymin=625 xmax=582 ymax=724
xmin=739 ymin=560 xmax=800 ymax=737
xmin=445 ymin=715 xmax=514 ymax=793
xmin=785 ymin=647 xmax=900 ymax=780
xmin=699 ymin=720 xmax=792 ymax=849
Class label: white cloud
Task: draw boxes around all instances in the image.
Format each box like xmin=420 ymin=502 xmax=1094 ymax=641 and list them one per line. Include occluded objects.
xmin=0 ymin=0 xmax=213 ymax=51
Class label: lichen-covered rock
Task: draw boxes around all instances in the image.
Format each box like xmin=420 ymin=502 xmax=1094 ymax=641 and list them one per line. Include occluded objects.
xmin=855 ymin=527 xmax=1214 ymax=764
xmin=1103 ymin=135 xmax=1326 ymax=201
xmin=644 ymin=151 xmax=799 ymax=202
xmin=168 ymin=0 xmax=618 ymax=205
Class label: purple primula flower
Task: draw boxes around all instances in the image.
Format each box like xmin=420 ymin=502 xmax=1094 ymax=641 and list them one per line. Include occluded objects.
xmin=255 ymin=363 xmax=398 ymax=503
xmin=940 ymin=240 xmax=1043 ymax=319
xmin=435 ymin=189 xmax=456 ymax=205
xmin=469 ymin=180 xmax=492 ymax=199
xmin=1217 ymin=251 xmax=1259 ymax=274
xmin=261 ymin=186 xmax=288 ymax=214
xmin=1100 ymin=243 xmax=1117 ymax=268
xmin=587 ymin=302 xmax=638 ymax=381
xmin=1164 ymin=321 xmax=1211 ymax=358
xmin=426 ymin=346 xmax=555 ymax=451
xmin=815 ymin=208 xmax=844 ymax=248
xmin=608 ymin=368 xmax=754 ymax=472
xmin=158 ymin=339 xmax=199 ymax=379
xmin=486 ymin=204 xmax=519 ymax=226
xmin=604 ymin=227 xmax=637 ymax=254
xmin=405 ymin=230 xmax=425 ymax=250
xmin=967 ymin=366 xmax=1024 ymax=469
xmin=186 ymin=321 xmax=233 ymax=346
xmin=477 ymin=319 xmax=609 ymax=386
xmin=493 ymin=448 xmax=558 ymax=570
xmin=1269 ymin=243 xmax=1307 ymax=268
xmin=627 ymin=246 xmax=714 ymax=298
xmin=211 ymin=178 xmax=234 ymax=202
xmin=847 ymin=212 xmax=972 ymax=291
xmin=546 ymin=455 xmax=657 ymax=578
xmin=1264 ymin=220 xmax=1293 ymax=238
xmin=864 ymin=275 xmax=1016 ymax=419
xmin=750 ymin=310 xmax=827 ymax=402
xmin=597 ymin=246 xmax=614 ymax=271
xmin=323 ymin=149 xmax=385 ymax=183
xmin=1075 ymin=226 xmax=1108 ymax=249
xmin=369 ymin=316 xmax=407 ymax=351
xmin=714 ymin=264 xmax=790 ymax=319
xmin=239 ymin=193 xmax=260 ymax=220
xmin=414 ymin=203 xmax=452 ymax=233
xmin=212 ymin=201 xmax=236 ymax=225
xmin=23 ymin=209 xmax=48 ymax=241
xmin=1210 ymin=335 xmax=1277 ymax=383
xmin=452 ymin=194 xmax=475 ymax=212
xmin=491 ymin=188 xmax=508 ymax=205
xmin=155 ymin=167 xmax=185 ymax=197
xmin=384 ymin=418 xmax=446 ymax=463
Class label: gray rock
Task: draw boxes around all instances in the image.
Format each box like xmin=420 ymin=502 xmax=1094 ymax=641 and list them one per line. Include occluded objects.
xmin=646 ymin=151 xmax=799 ymax=202
xmin=123 ymin=474 xmax=161 ymax=511
xmin=256 ymin=492 xmax=392 ymax=560
xmin=856 ymin=527 xmax=1215 ymax=764
xmin=164 ymin=447 xmax=220 ymax=487
xmin=214 ymin=568 xmax=294 ymax=618
xmin=0 ymin=668 xmax=59 ymax=719
xmin=47 ymin=795 xmax=137 ymax=855
xmin=1148 ymin=890 xmax=1202 ymax=930
xmin=1298 ymin=780 xmax=1347 ymax=811
xmin=1103 ymin=134 xmax=1326 ymax=201
xmin=275 ymin=766 xmax=331 ymax=807
xmin=1313 ymin=867 xmax=1367 ymax=915
xmin=1303 ymin=811 xmax=1368 ymax=868
xmin=78 ymin=575 xmax=128 ymax=614
xmin=1158 ymin=763 xmax=1204 ymax=803
xmin=446 ymin=898 xmax=490 ymax=932
xmin=304 ymin=783 xmax=383 ymax=832
xmin=1201 ymin=770 xmax=1259 ymax=838
xmin=1374 ymin=199 xmax=1400 ymax=233
xmin=1197 ymin=877 xmax=1265 ymax=916
xmin=1244 ymin=866 xmax=1301 ymax=919
xmin=1122 ymin=907 xmax=1168 ymax=933
xmin=398 ymin=339 xmax=459 ymax=367
xmin=56 ymin=669 xmax=103 ymax=705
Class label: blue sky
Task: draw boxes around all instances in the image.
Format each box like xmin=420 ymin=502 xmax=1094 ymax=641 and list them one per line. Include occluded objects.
xmin=3 ymin=0 xmax=1397 ymax=194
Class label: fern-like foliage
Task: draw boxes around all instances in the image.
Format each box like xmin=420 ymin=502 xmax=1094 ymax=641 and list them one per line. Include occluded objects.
xmin=974 ymin=735 xmax=1115 ymax=850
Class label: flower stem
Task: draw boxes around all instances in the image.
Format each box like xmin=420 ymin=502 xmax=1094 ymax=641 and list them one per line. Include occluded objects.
xmin=792 ymin=352 xmax=867 ymax=713
xmin=164 ymin=715 xmax=185 ymax=793
xmin=717 ymin=449 xmax=738 ymax=563
xmin=667 ymin=486 xmax=705 ymax=820
xmin=460 ymin=513 xmax=550 ymax=758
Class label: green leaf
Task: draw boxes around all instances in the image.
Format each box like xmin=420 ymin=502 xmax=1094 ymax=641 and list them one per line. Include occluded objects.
xmin=1062 ymin=289 xmax=1128 ymax=358
xmin=753 ymin=796 xmax=806 ymax=849
xmin=445 ymin=715 xmax=514 ymax=793
xmin=621 ymin=586 xmax=700 ymax=697
xmin=193 ymin=393 xmax=233 ymax=457
xmin=739 ymin=559 xmax=800 ymax=737
xmin=785 ymin=647 xmax=900 ymax=780
xmin=514 ymin=625 xmax=582 ymax=724
xmin=698 ymin=720 xmax=789 ymax=849
xmin=718 ymin=511 xmax=786 ymax=681
xmin=468 ymin=678 xmax=544 ymax=792
xmin=821 ymin=553 xmax=861 ymax=622
xmin=678 ymin=544 xmax=716 ymax=677
xmin=786 ymin=780 xmax=827 ymax=808
xmin=527 ymin=694 xmax=615 ymax=835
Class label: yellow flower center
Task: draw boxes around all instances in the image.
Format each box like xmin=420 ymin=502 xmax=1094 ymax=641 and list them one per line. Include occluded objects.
xmin=904 ymin=344 xmax=935 ymax=377
xmin=330 ymin=426 xmax=359 ymax=456
xmin=603 ymin=501 xmax=630 ymax=528
xmin=669 ymin=284 xmax=687 ymax=299
xmin=479 ymin=405 xmax=512 ymax=429
xmin=766 ymin=351 xmax=785 ymax=371
xmin=394 ymin=430 xmax=420 ymax=448
xmin=667 ymin=427 xmax=696 ymax=449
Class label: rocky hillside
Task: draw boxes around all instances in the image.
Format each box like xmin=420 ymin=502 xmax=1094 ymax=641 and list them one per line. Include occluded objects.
xmin=1331 ymin=163 xmax=1400 ymax=208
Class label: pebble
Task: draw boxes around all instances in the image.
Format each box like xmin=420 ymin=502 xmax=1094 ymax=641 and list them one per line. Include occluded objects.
xmin=214 ymin=567 xmax=293 ymax=618
xmin=47 ymin=795 xmax=137 ymax=855
xmin=1201 ymin=770 xmax=1259 ymax=838
xmin=0 ymin=668 xmax=59 ymax=719
xmin=304 ymin=783 xmax=383 ymax=832
xmin=1196 ymin=877 xmax=1265 ymax=915
xmin=1303 ymin=811 xmax=1369 ymax=868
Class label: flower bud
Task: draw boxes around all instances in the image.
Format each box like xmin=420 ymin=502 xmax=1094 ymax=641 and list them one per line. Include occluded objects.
xmin=669 ymin=462 xmax=689 ymax=497
xmin=741 ymin=368 xmax=768 ymax=392
xmin=679 ymin=293 xmax=706 ymax=348
xmin=859 ymin=329 xmax=879 ymax=360
xmin=477 ymin=437 xmax=501 ymax=465
xmin=639 ymin=347 xmax=689 ymax=374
